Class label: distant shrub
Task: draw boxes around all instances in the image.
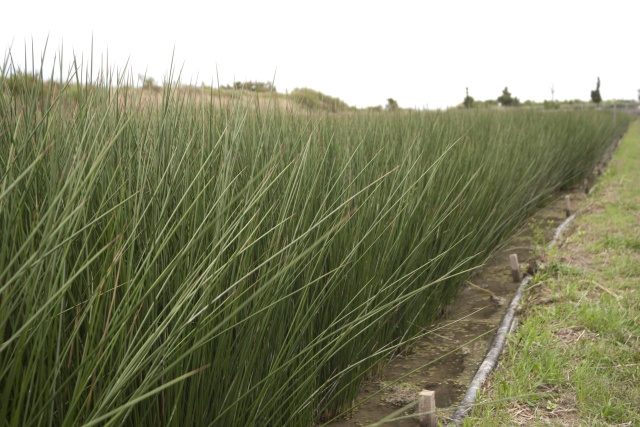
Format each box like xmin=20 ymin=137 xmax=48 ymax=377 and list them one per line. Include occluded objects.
xmin=136 ymin=75 xmax=160 ymax=93
xmin=2 ymin=71 xmax=44 ymax=97
xmin=143 ymin=77 xmax=156 ymax=89
xmin=386 ymin=98 xmax=399 ymax=111
xmin=543 ymin=100 xmax=561 ymax=110
xmin=231 ymin=81 xmax=276 ymax=93
xmin=289 ymin=88 xmax=351 ymax=112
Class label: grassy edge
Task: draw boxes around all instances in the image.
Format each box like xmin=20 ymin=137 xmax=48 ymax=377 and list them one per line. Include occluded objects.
xmin=463 ymin=119 xmax=640 ymax=426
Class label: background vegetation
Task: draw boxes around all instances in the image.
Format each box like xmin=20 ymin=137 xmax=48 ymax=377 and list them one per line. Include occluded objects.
xmin=288 ymin=87 xmax=352 ymax=112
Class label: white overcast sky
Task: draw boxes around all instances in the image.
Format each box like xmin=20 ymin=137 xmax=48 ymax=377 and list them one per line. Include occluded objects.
xmin=2 ymin=0 xmax=639 ymax=109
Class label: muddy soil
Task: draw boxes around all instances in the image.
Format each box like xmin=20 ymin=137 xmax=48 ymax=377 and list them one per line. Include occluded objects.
xmin=330 ymin=187 xmax=589 ymax=426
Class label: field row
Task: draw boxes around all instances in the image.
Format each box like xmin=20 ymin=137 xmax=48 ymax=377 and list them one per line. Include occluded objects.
xmin=0 ymin=67 xmax=633 ymax=426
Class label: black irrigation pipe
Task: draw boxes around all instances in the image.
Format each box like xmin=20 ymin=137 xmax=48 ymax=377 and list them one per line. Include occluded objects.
xmin=447 ymin=275 xmax=531 ymax=426
xmin=448 ymin=199 xmax=585 ymax=426
xmin=448 ymin=216 xmax=577 ymax=425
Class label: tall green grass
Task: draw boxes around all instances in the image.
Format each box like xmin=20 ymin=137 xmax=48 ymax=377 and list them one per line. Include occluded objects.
xmin=0 ymin=52 xmax=633 ymax=426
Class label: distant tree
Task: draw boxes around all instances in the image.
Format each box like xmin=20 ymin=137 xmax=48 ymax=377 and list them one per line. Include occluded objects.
xmin=232 ymin=81 xmax=276 ymax=92
xmin=386 ymin=98 xmax=399 ymax=111
xmin=497 ymin=87 xmax=519 ymax=107
xmin=463 ymin=87 xmax=474 ymax=108
xmin=138 ymin=75 xmax=156 ymax=89
xmin=590 ymin=77 xmax=602 ymax=104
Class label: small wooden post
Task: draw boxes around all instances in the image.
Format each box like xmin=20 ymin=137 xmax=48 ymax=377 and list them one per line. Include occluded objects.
xmin=564 ymin=195 xmax=571 ymax=218
xmin=509 ymin=254 xmax=521 ymax=282
xmin=418 ymin=390 xmax=436 ymax=427
xmin=583 ymin=178 xmax=589 ymax=195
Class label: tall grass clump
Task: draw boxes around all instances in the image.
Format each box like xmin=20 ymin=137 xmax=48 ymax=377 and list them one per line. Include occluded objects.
xmin=0 ymin=50 xmax=633 ymax=427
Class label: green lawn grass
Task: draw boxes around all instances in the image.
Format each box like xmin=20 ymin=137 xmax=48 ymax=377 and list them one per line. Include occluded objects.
xmin=464 ymin=120 xmax=640 ymax=426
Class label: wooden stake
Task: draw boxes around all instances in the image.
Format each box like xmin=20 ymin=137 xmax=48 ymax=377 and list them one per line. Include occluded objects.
xmin=509 ymin=254 xmax=520 ymax=282
xmin=564 ymin=195 xmax=571 ymax=218
xmin=418 ymin=390 xmax=436 ymax=427
xmin=583 ymin=178 xmax=589 ymax=195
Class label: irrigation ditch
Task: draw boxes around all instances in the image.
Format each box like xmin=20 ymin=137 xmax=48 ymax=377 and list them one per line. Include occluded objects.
xmin=329 ymin=135 xmax=624 ymax=427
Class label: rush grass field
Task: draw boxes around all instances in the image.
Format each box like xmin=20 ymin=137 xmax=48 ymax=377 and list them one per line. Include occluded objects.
xmin=0 ymin=55 xmax=633 ymax=426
